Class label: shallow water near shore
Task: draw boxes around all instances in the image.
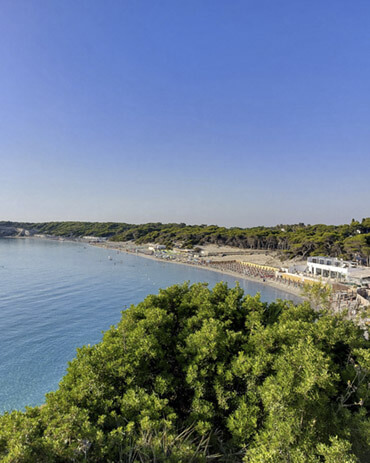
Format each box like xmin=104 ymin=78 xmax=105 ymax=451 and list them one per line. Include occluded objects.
xmin=0 ymin=238 xmax=301 ymax=413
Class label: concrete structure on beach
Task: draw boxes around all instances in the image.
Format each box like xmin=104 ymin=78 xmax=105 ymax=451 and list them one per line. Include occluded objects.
xmin=82 ymin=236 xmax=108 ymax=243
xmin=307 ymin=256 xmax=370 ymax=285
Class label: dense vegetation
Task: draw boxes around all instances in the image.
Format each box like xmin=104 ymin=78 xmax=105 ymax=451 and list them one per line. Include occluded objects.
xmin=0 ymin=283 xmax=368 ymax=462
xmin=2 ymin=218 xmax=370 ymax=263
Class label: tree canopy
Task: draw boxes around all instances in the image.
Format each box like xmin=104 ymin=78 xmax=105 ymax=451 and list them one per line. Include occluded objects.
xmin=2 ymin=218 xmax=370 ymax=262
xmin=0 ymin=283 xmax=369 ymax=462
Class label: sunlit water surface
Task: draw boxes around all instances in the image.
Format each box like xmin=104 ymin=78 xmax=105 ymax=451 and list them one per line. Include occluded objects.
xmin=0 ymin=238 xmax=301 ymax=412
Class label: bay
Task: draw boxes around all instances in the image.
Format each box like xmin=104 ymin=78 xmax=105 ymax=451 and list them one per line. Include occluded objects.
xmin=0 ymin=238 xmax=300 ymax=413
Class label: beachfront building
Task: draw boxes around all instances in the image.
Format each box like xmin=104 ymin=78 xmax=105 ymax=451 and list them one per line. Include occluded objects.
xmin=307 ymin=256 xmax=353 ymax=280
xmin=82 ymin=236 xmax=107 ymax=242
xmin=148 ymin=244 xmax=166 ymax=251
xmin=307 ymin=256 xmax=370 ymax=285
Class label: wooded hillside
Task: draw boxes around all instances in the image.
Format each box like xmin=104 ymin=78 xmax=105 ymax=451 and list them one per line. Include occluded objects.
xmin=2 ymin=218 xmax=370 ymax=263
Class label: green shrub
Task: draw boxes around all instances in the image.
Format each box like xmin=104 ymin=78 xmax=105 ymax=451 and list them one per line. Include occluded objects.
xmin=0 ymin=283 xmax=369 ymax=462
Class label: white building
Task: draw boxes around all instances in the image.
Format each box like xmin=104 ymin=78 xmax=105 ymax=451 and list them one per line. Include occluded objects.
xmin=148 ymin=244 xmax=166 ymax=251
xmin=82 ymin=236 xmax=107 ymax=242
xmin=307 ymin=256 xmax=370 ymax=285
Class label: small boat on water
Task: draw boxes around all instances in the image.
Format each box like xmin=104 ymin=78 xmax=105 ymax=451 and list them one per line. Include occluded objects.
xmin=108 ymin=256 xmax=112 ymax=260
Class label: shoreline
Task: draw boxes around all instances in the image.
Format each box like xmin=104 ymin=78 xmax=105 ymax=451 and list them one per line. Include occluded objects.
xmin=6 ymin=236 xmax=304 ymax=300
xmin=90 ymin=241 xmax=304 ymax=300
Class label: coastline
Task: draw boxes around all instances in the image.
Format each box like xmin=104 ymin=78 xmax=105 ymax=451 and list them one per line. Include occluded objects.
xmin=90 ymin=241 xmax=304 ymax=300
xmin=6 ymin=236 xmax=304 ymax=300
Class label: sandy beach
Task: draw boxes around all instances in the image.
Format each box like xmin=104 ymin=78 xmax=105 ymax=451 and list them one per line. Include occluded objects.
xmin=9 ymin=235 xmax=304 ymax=299
xmin=90 ymin=240 xmax=305 ymax=300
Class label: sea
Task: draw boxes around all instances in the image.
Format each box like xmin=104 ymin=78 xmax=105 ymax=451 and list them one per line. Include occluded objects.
xmin=0 ymin=238 xmax=301 ymax=413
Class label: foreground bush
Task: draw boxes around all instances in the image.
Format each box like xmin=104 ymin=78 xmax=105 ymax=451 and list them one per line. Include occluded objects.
xmin=0 ymin=282 xmax=369 ymax=462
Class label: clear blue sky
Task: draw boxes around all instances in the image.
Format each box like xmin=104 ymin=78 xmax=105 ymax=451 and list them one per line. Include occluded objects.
xmin=1 ymin=0 xmax=369 ymax=227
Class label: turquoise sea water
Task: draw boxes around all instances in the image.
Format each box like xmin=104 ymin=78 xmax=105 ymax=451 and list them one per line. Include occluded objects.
xmin=0 ymin=238 xmax=301 ymax=413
